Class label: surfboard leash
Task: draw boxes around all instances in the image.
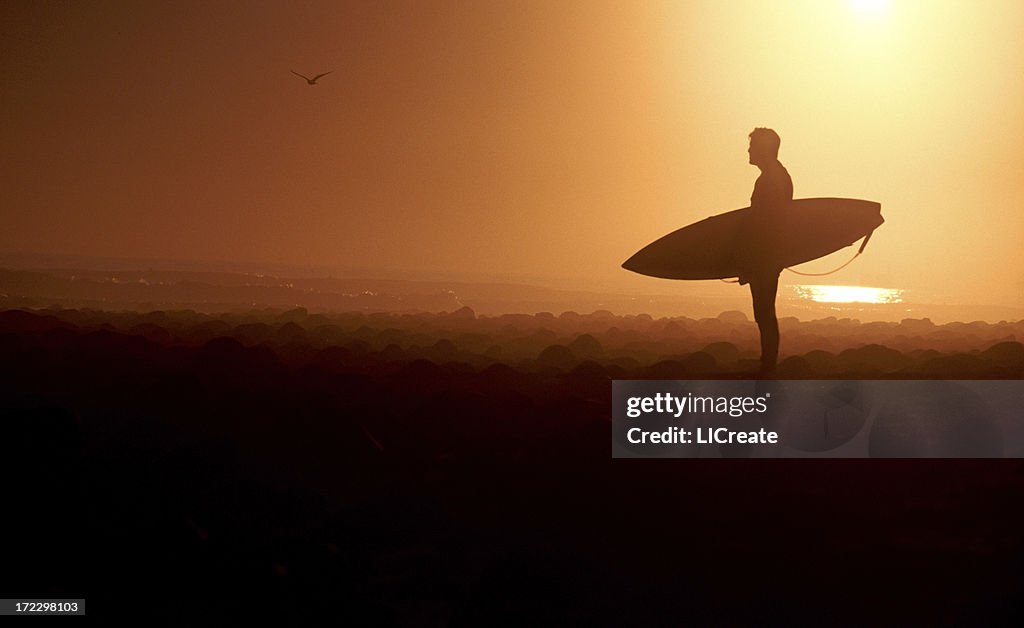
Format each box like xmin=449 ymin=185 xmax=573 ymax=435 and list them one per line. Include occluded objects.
xmin=718 ymin=251 xmax=861 ymax=283
xmin=721 ymin=231 xmax=875 ymax=281
xmin=783 ymin=250 xmax=861 ymax=277
xmin=784 ymin=230 xmax=875 ymax=277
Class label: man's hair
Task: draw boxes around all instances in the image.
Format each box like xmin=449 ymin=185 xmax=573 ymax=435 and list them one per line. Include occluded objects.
xmin=749 ymin=127 xmax=781 ymax=157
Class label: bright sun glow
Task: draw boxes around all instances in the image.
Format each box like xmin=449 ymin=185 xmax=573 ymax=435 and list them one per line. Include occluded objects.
xmin=849 ymin=0 xmax=890 ymax=17
xmin=793 ymin=285 xmax=904 ymax=304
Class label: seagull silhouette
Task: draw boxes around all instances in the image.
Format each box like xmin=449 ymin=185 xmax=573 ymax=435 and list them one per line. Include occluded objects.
xmin=291 ymin=70 xmax=332 ymax=85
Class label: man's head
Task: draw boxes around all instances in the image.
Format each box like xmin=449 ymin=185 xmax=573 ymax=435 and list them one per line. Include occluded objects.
xmin=748 ymin=127 xmax=781 ymax=166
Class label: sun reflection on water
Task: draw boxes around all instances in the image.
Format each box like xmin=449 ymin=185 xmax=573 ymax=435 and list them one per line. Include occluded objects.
xmin=793 ymin=285 xmax=904 ymax=304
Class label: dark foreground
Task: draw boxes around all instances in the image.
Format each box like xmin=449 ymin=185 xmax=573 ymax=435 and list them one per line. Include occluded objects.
xmin=2 ymin=307 xmax=1023 ymax=625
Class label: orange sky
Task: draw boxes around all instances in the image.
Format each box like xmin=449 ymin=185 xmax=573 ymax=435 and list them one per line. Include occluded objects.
xmin=2 ymin=1 xmax=1022 ymax=307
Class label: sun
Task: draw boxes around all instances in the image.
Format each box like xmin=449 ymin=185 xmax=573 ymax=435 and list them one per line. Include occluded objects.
xmin=848 ymin=0 xmax=890 ymax=17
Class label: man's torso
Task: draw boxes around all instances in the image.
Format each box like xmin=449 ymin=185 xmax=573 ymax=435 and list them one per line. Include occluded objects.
xmin=751 ymin=161 xmax=793 ymax=209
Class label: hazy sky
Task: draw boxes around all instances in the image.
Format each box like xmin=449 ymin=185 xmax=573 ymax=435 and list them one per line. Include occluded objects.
xmin=2 ymin=1 xmax=1023 ymax=305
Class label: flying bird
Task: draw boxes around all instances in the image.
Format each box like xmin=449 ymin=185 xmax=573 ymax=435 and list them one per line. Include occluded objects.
xmin=291 ymin=70 xmax=332 ymax=85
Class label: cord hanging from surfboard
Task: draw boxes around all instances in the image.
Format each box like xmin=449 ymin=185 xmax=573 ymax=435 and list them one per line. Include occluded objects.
xmin=718 ymin=230 xmax=876 ymax=283
xmin=783 ymin=251 xmax=860 ymax=277
xmin=784 ymin=229 xmax=875 ymax=277
xmin=717 ymin=250 xmax=857 ymax=282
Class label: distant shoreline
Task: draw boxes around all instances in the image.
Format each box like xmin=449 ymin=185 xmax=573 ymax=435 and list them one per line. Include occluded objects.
xmin=2 ymin=264 xmax=1022 ymax=325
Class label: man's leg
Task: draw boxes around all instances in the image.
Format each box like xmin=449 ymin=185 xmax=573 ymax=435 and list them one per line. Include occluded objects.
xmin=749 ymin=272 xmax=780 ymax=371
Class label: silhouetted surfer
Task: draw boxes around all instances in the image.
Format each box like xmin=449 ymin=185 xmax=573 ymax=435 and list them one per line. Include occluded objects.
xmin=739 ymin=127 xmax=792 ymax=374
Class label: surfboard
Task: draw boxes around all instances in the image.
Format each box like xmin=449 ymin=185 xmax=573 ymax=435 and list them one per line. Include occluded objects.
xmin=622 ymin=198 xmax=883 ymax=280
